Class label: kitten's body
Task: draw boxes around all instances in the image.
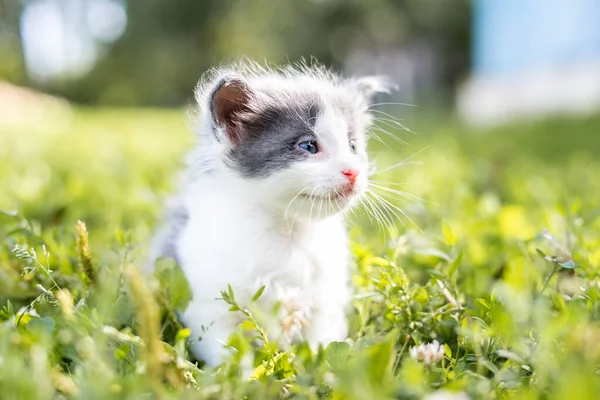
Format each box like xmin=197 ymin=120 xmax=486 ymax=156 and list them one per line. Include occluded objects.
xmin=148 ymin=62 xmax=388 ymax=367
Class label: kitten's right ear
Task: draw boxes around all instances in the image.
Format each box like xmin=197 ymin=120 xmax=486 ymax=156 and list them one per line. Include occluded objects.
xmin=209 ymin=75 xmax=254 ymax=145
xmin=345 ymin=76 xmax=395 ymax=105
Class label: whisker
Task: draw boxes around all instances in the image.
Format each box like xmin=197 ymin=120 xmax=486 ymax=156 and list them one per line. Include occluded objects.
xmin=370 ymin=188 xmax=431 ymax=209
xmin=318 ymin=194 xmax=325 ymax=219
xmin=284 ymin=184 xmax=312 ymax=221
xmin=368 ymin=183 xmax=427 ymax=203
xmin=371 ymin=124 xmax=408 ymax=146
xmin=368 ymin=102 xmax=418 ymax=108
xmin=357 ymin=196 xmax=383 ymax=233
xmin=368 ymin=131 xmax=394 ymax=151
xmin=370 ymin=109 xmax=409 ymax=125
xmin=307 ymin=185 xmax=319 ymax=222
xmin=371 ymin=161 xmax=422 ymax=175
xmin=361 ymin=192 xmax=392 ymax=233
xmin=372 ymin=146 xmax=430 ymax=175
xmin=365 ymin=190 xmax=406 ymax=232
xmin=285 ymin=184 xmax=314 ymax=232
xmin=355 ymin=195 xmax=380 ymax=230
xmin=368 ymin=190 xmax=422 ymax=233
xmin=370 ymin=111 xmax=417 ymax=136
xmin=370 ymin=179 xmax=422 ymax=188
xmin=372 ymin=116 xmax=409 ymax=129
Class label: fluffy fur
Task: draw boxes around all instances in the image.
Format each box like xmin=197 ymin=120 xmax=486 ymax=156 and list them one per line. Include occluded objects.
xmin=147 ymin=61 xmax=390 ymax=367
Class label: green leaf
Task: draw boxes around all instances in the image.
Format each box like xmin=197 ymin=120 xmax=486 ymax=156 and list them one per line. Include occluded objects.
xmin=476 ymin=298 xmax=490 ymax=309
xmin=248 ymin=352 xmax=288 ymax=380
xmin=227 ymin=284 xmax=235 ymax=301
xmin=362 ymin=331 xmax=397 ymax=386
xmin=535 ymin=248 xmax=547 ymax=260
xmin=5 ymin=300 xmax=14 ymax=316
xmin=442 ymin=220 xmax=457 ymax=246
xmin=415 ymin=248 xmax=452 ymax=262
xmin=219 ymin=290 xmax=229 ymax=302
xmin=251 ymin=285 xmax=266 ymax=303
xmin=429 ymin=269 xmax=446 ymax=280
xmin=496 ymin=349 xmax=525 ymax=364
xmin=444 ymin=343 xmax=452 ymax=358
xmin=325 ymin=341 xmax=351 ymax=370
xmin=228 ymin=304 xmax=240 ymax=312
xmin=480 ymin=358 xmax=499 ymax=374
xmin=28 ymin=317 xmax=56 ymax=336
xmin=448 ymin=251 xmax=463 ymax=279
xmin=113 ymin=294 xmax=134 ymax=326
xmin=0 ymin=209 xmax=18 ymax=217
xmin=559 ymin=260 xmax=579 ymax=269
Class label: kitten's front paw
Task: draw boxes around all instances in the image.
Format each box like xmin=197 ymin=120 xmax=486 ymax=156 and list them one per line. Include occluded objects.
xmin=277 ymin=288 xmax=309 ymax=342
xmin=280 ymin=307 xmax=308 ymax=340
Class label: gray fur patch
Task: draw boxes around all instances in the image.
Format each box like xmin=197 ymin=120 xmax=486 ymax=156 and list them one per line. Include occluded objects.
xmin=226 ymin=93 xmax=322 ymax=178
xmin=146 ymin=202 xmax=189 ymax=271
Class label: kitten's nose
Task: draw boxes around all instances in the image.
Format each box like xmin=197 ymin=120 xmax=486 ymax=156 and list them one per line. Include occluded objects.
xmin=341 ymin=168 xmax=360 ymax=185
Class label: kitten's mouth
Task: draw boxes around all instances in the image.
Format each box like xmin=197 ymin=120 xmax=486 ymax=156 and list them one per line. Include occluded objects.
xmin=299 ymin=187 xmax=355 ymax=202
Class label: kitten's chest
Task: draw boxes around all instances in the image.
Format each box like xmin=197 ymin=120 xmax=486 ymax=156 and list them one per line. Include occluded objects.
xmin=255 ymin=219 xmax=346 ymax=288
xmin=256 ymin=229 xmax=320 ymax=287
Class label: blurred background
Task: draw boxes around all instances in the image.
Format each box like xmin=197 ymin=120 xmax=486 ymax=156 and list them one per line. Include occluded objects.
xmin=2 ymin=0 xmax=600 ymax=120
xmin=1 ymin=0 xmax=470 ymax=107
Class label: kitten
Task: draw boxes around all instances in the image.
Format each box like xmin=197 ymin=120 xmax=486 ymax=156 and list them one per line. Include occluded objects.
xmin=147 ymin=61 xmax=390 ymax=367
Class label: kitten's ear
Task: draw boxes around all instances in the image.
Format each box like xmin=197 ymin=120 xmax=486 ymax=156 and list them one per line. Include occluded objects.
xmin=209 ymin=75 xmax=254 ymax=144
xmin=346 ymin=76 xmax=395 ymax=104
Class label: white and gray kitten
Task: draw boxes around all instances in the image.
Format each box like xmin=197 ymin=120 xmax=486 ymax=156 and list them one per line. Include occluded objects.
xmin=147 ymin=61 xmax=390 ymax=367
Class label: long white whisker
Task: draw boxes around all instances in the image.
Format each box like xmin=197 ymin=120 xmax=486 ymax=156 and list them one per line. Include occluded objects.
xmin=373 ymin=116 xmax=409 ymax=130
xmin=285 ymin=184 xmax=312 ymax=221
xmin=368 ymin=190 xmax=422 ymax=233
xmin=373 ymin=146 xmax=430 ymax=175
xmin=358 ymin=196 xmax=382 ymax=232
xmin=362 ymin=192 xmax=390 ymax=233
xmin=368 ymin=102 xmax=418 ymax=108
xmin=371 ymin=124 xmax=408 ymax=145
xmin=366 ymin=190 xmax=404 ymax=232
xmin=370 ymin=179 xmax=422 ymax=188
xmin=285 ymin=184 xmax=314 ymax=232
xmin=307 ymin=185 xmax=319 ymax=222
xmin=368 ymin=130 xmax=394 ymax=150
xmin=371 ymin=113 xmax=416 ymax=137
xmin=370 ymin=109 xmax=412 ymax=127
xmin=368 ymin=183 xmax=427 ymax=203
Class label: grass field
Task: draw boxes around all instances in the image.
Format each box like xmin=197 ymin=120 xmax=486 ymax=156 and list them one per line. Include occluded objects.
xmin=1 ymin=106 xmax=600 ymax=399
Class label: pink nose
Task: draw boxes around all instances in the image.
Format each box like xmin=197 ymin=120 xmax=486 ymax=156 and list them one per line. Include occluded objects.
xmin=341 ymin=168 xmax=360 ymax=184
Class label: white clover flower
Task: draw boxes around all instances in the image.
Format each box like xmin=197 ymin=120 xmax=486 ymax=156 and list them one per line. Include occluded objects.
xmin=423 ymin=390 xmax=470 ymax=400
xmin=409 ymin=340 xmax=445 ymax=365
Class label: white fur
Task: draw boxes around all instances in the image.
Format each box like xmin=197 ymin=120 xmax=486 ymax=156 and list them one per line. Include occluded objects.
xmin=150 ymin=63 xmax=386 ymax=367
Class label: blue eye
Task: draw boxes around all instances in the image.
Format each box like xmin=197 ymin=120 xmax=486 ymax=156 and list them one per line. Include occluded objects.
xmin=299 ymin=140 xmax=319 ymax=154
xmin=349 ymin=139 xmax=357 ymax=153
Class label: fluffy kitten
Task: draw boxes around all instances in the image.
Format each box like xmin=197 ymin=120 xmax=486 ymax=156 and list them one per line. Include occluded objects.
xmin=148 ymin=61 xmax=390 ymax=367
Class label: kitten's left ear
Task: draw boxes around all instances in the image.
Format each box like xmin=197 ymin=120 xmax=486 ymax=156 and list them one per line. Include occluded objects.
xmin=209 ymin=74 xmax=255 ymax=145
xmin=346 ymin=76 xmax=395 ymax=104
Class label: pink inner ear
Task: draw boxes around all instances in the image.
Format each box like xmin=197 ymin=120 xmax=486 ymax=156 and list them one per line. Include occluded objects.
xmin=212 ymin=80 xmax=252 ymax=144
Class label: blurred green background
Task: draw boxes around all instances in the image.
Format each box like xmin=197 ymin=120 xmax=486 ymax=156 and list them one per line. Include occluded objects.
xmin=0 ymin=0 xmax=469 ymax=106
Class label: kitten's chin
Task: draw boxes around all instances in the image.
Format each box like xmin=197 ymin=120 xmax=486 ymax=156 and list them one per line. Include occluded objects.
xmin=282 ymin=190 xmax=361 ymax=221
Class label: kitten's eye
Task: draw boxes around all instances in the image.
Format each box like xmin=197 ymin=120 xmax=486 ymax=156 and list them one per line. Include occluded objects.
xmin=349 ymin=139 xmax=357 ymax=154
xmin=299 ymin=140 xmax=319 ymax=154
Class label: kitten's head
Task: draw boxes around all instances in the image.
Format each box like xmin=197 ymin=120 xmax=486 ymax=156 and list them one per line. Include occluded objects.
xmin=196 ymin=62 xmax=391 ymax=221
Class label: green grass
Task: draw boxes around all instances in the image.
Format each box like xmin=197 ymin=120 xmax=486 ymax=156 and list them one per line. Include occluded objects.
xmin=1 ymin=107 xmax=600 ymax=399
